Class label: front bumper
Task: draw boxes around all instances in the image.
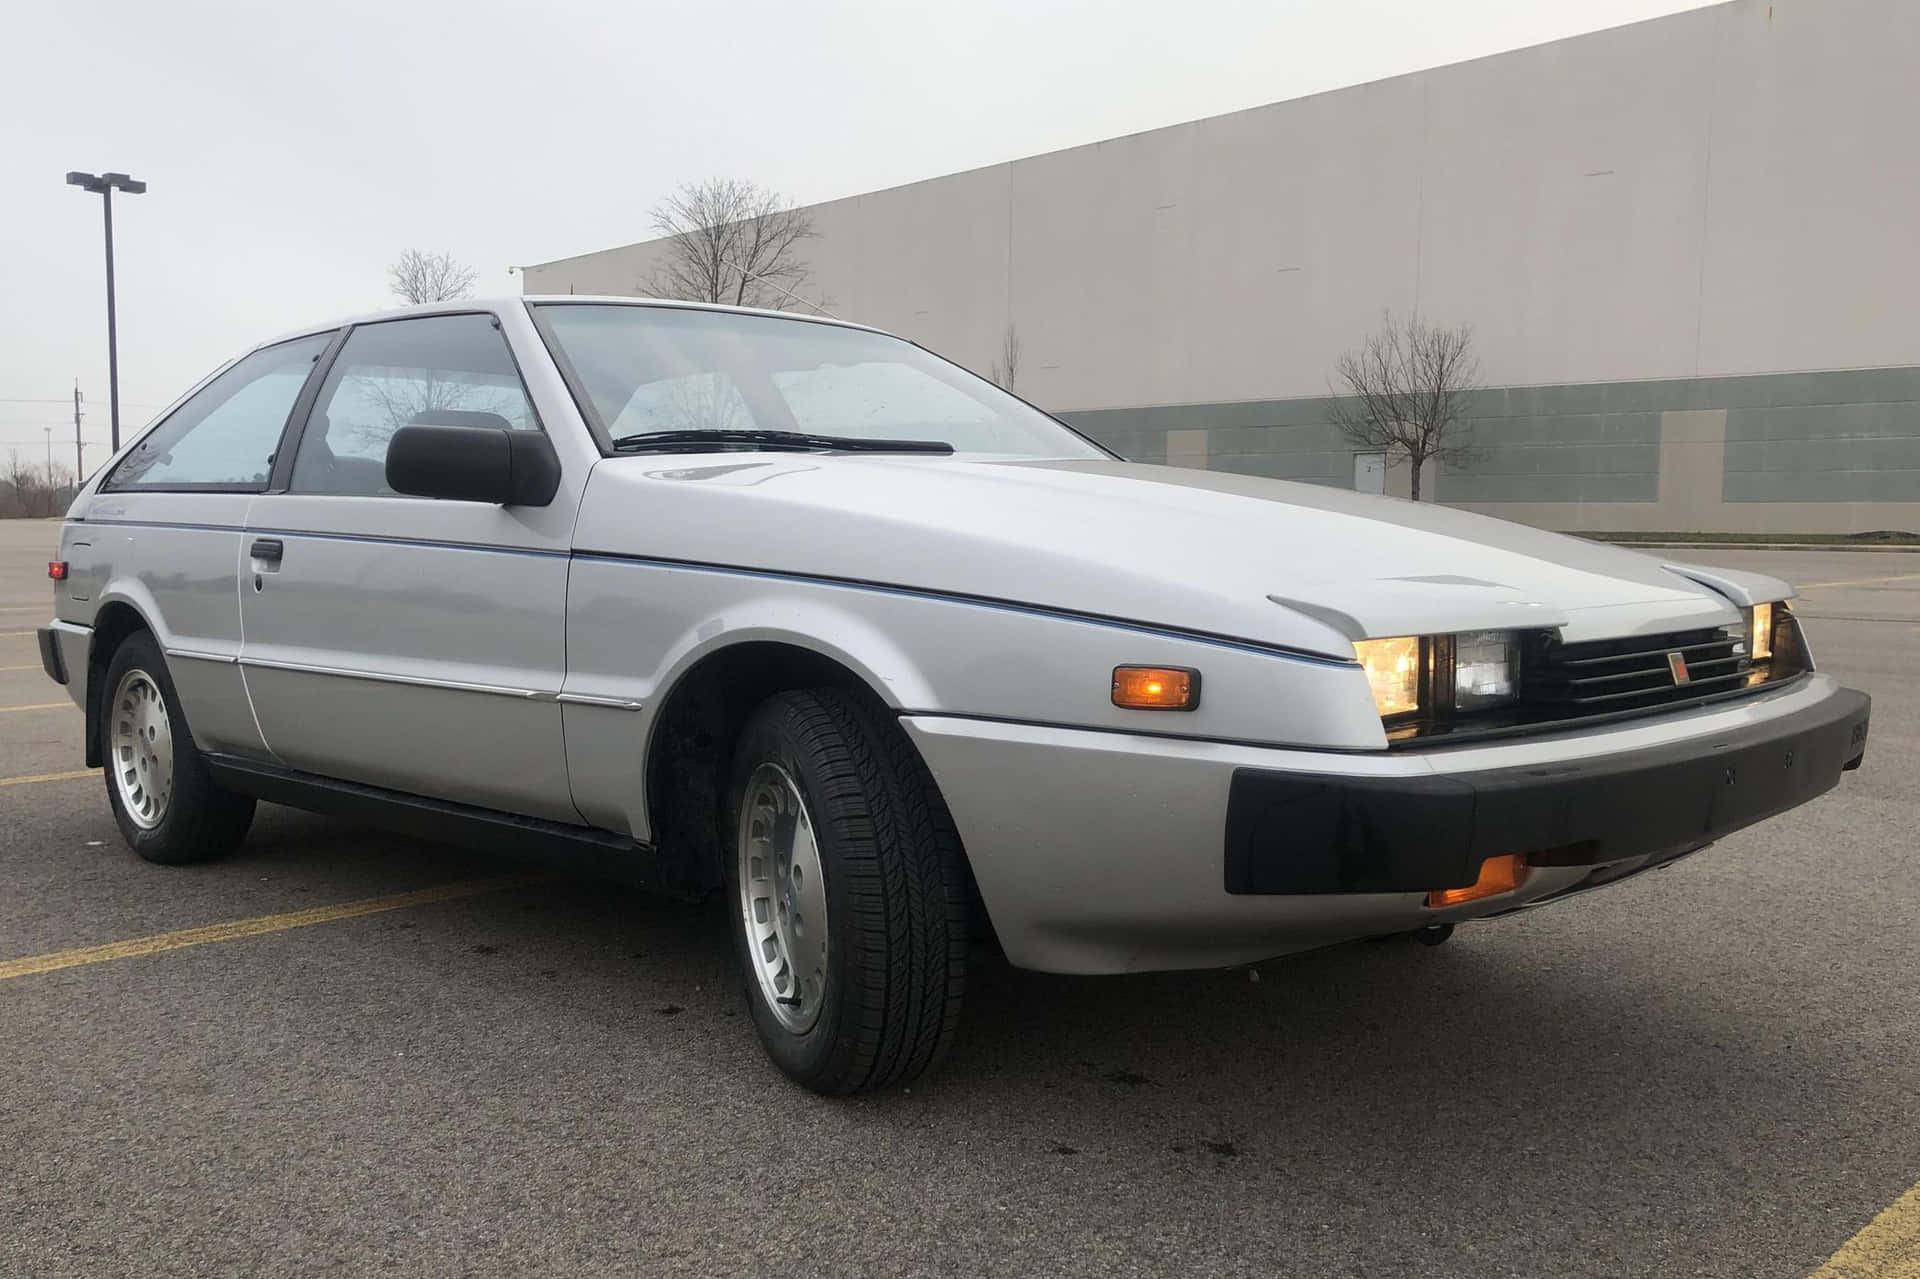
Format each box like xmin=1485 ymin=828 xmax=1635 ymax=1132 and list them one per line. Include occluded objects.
xmin=1225 ymin=681 xmax=1870 ymax=895
xmin=903 ymin=673 xmax=1870 ymax=975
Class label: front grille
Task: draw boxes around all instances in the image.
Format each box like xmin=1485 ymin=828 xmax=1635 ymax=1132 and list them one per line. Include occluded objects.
xmin=1521 ymin=626 xmax=1751 ymax=716
xmin=1383 ymin=608 xmax=1809 ymax=748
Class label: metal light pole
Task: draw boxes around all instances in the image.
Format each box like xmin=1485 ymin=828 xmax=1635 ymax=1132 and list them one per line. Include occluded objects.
xmin=65 ymin=170 xmax=147 ymax=453
xmin=73 ymin=382 xmax=85 ymax=480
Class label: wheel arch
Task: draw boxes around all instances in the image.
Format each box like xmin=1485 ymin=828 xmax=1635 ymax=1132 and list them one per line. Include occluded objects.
xmin=83 ymin=599 xmax=159 ymax=769
xmin=639 ymin=636 xmax=961 ymax=901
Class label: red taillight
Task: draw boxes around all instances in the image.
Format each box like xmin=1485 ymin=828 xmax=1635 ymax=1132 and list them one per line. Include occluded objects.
xmin=47 ymin=561 xmax=68 ymax=581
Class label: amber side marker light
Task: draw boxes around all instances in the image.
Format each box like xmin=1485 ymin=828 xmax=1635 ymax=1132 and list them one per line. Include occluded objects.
xmin=1111 ymin=666 xmax=1200 ymax=710
xmin=47 ymin=561 xmax=68 ymax=581
xmin=1427 ymin=854 xmax=1528 ymax=908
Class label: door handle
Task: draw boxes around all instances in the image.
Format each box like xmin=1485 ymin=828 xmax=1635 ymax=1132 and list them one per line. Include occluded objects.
xmin=250 ymin=538 xmax=284 ymax=564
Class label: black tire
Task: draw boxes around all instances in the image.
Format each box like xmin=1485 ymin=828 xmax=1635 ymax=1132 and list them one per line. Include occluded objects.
xmin=99 ymin=630 xmax=255 ymax=865
xmin=723 ymin=688 xmax=970 ymax=1095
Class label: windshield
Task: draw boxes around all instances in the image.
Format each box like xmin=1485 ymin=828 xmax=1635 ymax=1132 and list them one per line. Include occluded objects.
xmin=532 ymin=302 xmax=1108 ymax=459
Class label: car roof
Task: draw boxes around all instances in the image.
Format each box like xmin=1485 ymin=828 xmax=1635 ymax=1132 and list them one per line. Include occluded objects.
xmin=254 ymin=296 xmax=889 ymax=351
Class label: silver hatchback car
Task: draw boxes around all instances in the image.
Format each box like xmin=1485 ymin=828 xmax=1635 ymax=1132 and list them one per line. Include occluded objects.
xmin=40 ymin=298 xmax=1870 ymax=1093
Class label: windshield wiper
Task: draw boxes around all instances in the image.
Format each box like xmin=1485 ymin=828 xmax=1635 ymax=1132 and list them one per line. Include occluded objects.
xmin=610 ymin=428 xmax=953 ymax=455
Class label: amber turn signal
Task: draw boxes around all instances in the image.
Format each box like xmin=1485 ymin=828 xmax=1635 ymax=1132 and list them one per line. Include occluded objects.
xmin=1426 ymin=854 xmax=1527 ymax=908
xmin=1111 ymin=666 xmax=1200 ymax=711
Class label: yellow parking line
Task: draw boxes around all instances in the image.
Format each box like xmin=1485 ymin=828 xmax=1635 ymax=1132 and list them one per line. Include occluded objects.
xmin=1808 ymin=1178 xmax=1920 ymax=1277
xmin=1797 ymin=572 xmax=1920 ymax=591
xmin=0 ymin=631 xmax=38 ymax=638
xmin=0 ymin=768 xmax=98 ymax=788
xmin=0 ymin=876 xmax=534 ymax=982
xmin=0 ymin=663 xmax=45 ymax=671
xmin=0 ymin=702 xmax=69 ymax=714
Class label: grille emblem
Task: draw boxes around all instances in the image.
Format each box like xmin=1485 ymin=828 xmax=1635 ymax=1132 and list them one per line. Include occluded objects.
xmin=1667 ymin=651 xmax=1691 ymax=685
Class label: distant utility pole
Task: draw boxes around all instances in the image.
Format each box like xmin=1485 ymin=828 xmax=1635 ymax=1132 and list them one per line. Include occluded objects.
xmin=73 ymin=382 xmax=85 ymax=479
xmin=44 ymin=427 xmax=53 ymax=479
xmin=65 ymin=169 xmax=147 ymax=452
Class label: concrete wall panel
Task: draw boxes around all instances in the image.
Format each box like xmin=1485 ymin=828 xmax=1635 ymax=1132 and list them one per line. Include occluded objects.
xmin=525 ymin=0 xmax=1920 ymax=532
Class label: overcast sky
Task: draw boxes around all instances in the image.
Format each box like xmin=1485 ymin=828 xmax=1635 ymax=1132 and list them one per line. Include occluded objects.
xmin=1 ymin=0 xmax=1718 ymax=472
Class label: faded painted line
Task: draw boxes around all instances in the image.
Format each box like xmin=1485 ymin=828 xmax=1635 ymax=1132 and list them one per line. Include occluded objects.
xmin=0 ymin=663 xmax=47 ymax=671
xmin=1798 ymin=572 xmax=1920 ymax=591
xmin=0 ymin=768 xmax=97 ymax=788
xmin=1808 ymin=1178 xmax=1920 ymax=1278
xmin=0 ymin=876 xmax=535 ymax=982
xmin=0 ymin=631 xmax=39 ymax=638
xmin=0 ymin=702 xmax=70 ymax=714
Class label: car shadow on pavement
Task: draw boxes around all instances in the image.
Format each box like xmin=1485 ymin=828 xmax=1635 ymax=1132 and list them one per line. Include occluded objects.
xmin=29 ymin=805 xmax=1895 ymax=1276
xmin=133 ymin=809 xmax=1888 ymax=1225
xmin=236 ymin=809 xmax=1867 ymax=1163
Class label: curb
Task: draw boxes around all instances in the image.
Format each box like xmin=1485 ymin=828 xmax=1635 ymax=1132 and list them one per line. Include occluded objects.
xmin=1596 ymin=542 xmax=1920 ymax=553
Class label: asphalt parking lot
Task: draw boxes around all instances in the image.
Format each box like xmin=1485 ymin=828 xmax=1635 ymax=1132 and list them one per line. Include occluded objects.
xmin=1 ymin=517 xmax=1915 ymax=1278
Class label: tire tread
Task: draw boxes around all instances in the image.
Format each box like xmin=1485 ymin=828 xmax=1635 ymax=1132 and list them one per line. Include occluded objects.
xmin=737 ymin=689 xmax=969 ymax=1093
xmin=101 ymin=631 xmax=254 ymax=865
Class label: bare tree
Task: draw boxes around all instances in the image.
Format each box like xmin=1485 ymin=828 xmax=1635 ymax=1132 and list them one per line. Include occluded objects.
xmin=335 ymin=370 xmax=519 ymax=460
xmin=2 ymin=450 xmax=51 ymax=518
xmin=642 ymin=178 xmax=816 ymax=310
xmin=388 ymin=249 xmax=478 ymax=305
xmin=43 ymin=462 xmax=74 ymax=517
xmin=1 ymin=450 xmax=27 ymax=517
xmin=358 ymin=372 xmax=513 ymax=432
xmin=989 ymin=324 xmax=1022 ymax=391
xmin=1328 ymin=312 xmax=1482 ymax=501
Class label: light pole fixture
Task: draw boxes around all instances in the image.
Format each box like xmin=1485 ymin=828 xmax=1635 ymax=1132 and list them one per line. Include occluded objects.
xmin=66 ymin=170 xmax=147 ymax=453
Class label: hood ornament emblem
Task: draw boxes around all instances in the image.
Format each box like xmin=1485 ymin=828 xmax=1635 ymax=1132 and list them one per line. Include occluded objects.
xmin=1667 ymin=651 xmax=1691 ymax=685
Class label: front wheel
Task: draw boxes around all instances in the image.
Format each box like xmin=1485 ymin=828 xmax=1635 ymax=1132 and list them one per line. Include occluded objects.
xmin=99 ymin=631 xmax=255 ymax=865
xmin=724 ymin=689 xmax=970 ymax=1095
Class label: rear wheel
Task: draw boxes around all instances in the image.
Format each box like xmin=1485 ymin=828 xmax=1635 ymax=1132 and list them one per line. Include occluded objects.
xmin=100 ymin=631 xmax=255 ymax=865
xmin=724 ymin=689 xmax=969 ymax=1094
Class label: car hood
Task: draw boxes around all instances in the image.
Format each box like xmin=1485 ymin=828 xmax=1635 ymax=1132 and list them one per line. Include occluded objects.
xmin=579 ymin=455 xmax=1786 ymax=658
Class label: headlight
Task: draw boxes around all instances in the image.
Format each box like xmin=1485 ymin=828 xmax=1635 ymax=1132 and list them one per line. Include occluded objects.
xmin=1748 ymin=601 xmax=1775 ymax=662
xmin=1731 ymin=600 xmax=1792 ymax=664
xmin=1737 ymin=598 xmax=1811 ymax=678
xmin=1354 ymin=631 xmax=1522 ymax=719
xmin=1354 ymin=636 xmax=1422 ymax=717
xmin=1452 ymin=630 xmax=1520 ymax=709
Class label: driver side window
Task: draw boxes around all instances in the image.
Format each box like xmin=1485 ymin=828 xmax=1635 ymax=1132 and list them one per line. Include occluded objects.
xmin=291 ymin=313 xmax=539 ymax=496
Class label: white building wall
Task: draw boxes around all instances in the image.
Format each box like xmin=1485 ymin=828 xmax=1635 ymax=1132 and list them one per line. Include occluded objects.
xmin=523 ymin=0 xmax=1920 ymax=533
xmin=528 ymin=0 xmax=1918 ymax=401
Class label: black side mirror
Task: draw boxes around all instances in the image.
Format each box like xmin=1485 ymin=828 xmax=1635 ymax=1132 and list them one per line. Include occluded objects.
xmin=385 ymin=423 xmax=561 ymax=506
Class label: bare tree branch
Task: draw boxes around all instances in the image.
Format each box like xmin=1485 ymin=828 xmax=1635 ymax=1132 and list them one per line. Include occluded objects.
xmin=388 ymin=249 xmax=478 ymax=305
xmin=2 ymin=449 xmax=35 ymax=517
xmin=1328 ymin=311 xmax=1482 ymax=501
xmin=989 ymin=324 xmax=1022 ymax=391
xmin=1 ymin=450 xmax=72 ymax=518
xmin=640 ymin=177 xmax=817 ymax=311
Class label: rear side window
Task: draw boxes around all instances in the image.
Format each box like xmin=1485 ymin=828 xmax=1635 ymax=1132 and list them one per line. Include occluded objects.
xmin=290 ymin=313 xmax=538 ymax=496
xmin=108 ymin=333 xmax=331 ymax=491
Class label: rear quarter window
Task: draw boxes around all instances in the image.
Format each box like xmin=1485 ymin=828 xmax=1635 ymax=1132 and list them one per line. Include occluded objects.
xmin=108 ymin=333 xmax=332 ymax=491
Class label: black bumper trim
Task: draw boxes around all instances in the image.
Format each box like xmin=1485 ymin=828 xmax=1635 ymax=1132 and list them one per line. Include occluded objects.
xmin=37 ymin=626 xmax=67 ymax=685
xmin=1225 ymin=686 xmax=1871 ymax=895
